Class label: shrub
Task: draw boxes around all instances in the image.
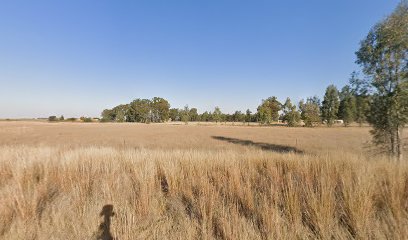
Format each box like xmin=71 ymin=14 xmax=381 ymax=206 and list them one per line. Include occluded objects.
xmin=48 ymin=116 xmax=58 ymax=122
xmin=82 ymin=117 xmax=93 ymax=122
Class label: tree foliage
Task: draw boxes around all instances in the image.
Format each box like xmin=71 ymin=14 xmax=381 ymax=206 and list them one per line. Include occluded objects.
xmin=151 ymin=97 xmax=170 ymax=122
xmin=102 ymin=98 xmax=170 ymax=123
xmin=189 ymin=108 xmax=200 ymax=122
xmin=257 ymin=96 xmax=281 ymax=124
xmin=200 ymin=111 xmax=212 ymax=122
xmin=338 ymin=85 xmax=356 ymax=126
xmin=127 ymin=99 xmax=151 ymax=123
xmin=48 ymin=116 xmax=58 ymax=122
xmin=169 ymin=108 xmax=180 ymax=121
xmin=321 ymin=85 xmax=340 ymax=126
xmin=101 ymin=104 xmax=129 ymax=122
xmin=349 ymin=72 xmax=370 ymax=126
xmin=356 ymin=1 xmax=408 ymax=160
xmin=113 ymin=104 xmax=128 ymax=122
xmin=282 ymin=97 xmax=301 ymax=127
xmin=299 ymin=96 xmax=321 ymax=127
xmin=213 ymin=107 xmax=222 ymax=123
xmin=179 ymin=105 xmax=190 ymax=124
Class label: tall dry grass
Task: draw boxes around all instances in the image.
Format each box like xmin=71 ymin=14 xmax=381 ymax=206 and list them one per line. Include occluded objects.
xmin=1 ymin=146 xmax=407 ymax=239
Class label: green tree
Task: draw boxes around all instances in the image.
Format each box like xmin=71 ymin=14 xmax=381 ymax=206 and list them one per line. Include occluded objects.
xmin=299 ymin=96 xmax=321 ymax=127
xmin=338 ymin=85 xmax=356 ymax=126
xmin=169 ymin=108 xmax=180 ymax=121
xmin=82 ymin=117 xmax=93 ymax=122
xmin=101 ymin=105 xmax=128 ymax=122
xmin=224 ymin=113 xmax=233 ymax=122
xmin=354 ymin=95 xmax=370 ymax=126
xmin=356 ymin=1 xmax=408 ymax=160
xmin=213 ymin=107 xmax=222 ymax=123
xmin=232 ymin=111 xmax=245 ymax=122
xmin=189 ymin=108 xmax=199 ymax=121
xmin=127 ymin=98 xmax=151 ymax=123
xmin=257 ymin=96 xmax=281 ymax=124
xmin=101 ymin=109 xmax=115 ymax=122
xmin=349 ymin=72 xmax=370 ymax=126
xmin=48 ymin=116 xmax=58 ymax=122
xmin=150 ymin=97 xmax=170 ymax=122
xmin=200 ymin=111 xmax=212 ymax=122
xmin=245 ymin=109 xmax=252 ymax=124
xmin=112 ymin=104 xmax=128 ymax=122
xmin=321 ymin=85 xmax=340 ymax=126
xmin=180 ymin=105 xmax=190 ymax=124
xmin=282 ymin=97 xmax=301 ymax=127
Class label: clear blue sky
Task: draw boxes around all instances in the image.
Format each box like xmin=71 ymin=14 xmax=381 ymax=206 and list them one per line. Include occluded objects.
xmin=0 ymin=0 xmax=400 ymax=118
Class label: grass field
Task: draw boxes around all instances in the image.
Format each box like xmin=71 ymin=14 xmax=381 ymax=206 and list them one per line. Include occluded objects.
xmin=0 ymin=121 xmax=407 ymax=239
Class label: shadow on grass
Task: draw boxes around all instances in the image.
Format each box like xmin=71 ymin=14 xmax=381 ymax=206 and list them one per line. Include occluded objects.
xmin=96 ymin=204 xmax=115 ymax=240
xmin=212 ymin=136 xmax=303 ymax=154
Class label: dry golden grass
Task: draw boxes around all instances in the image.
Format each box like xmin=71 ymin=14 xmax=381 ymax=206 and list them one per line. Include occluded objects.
xmin=0 ymin=121 xmax=371 ymax=154
xmin=0 ymin=122 xmax=407 ymax=239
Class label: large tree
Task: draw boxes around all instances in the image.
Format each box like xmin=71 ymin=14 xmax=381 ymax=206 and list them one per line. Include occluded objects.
xmin=356 ymin=1 xmax=408 ymax=160
xmin=112 ymin=104 xmax=128 ymax=122
xmin=180 ymin=105 xmax=190 ymax=124
xmin=169 ymin=108 xmax=180 ymax=121
xmin=232 ymin=111 xmax=245 ymax=122
xmin=338 ymin=85 xmax=356 ymax=127
xmin=200 ymin=111 xmax=212 ymax=122
xmin=299 ymin=96 xmax=321 ymax=127
xmin=282 ymin=97 xmax=301 ymax=127
xmin=101 ymin=104 xmax=129 ymax=122
xmin=257 ymin=96 xmax=281 ymax=124
xmin=213 ymin=107 xmax=222 ymax=123
xmin=101 ymin=109 xmax=116 ymax=122
xmin=245 ymin=109 xmax=252 ymax=124
xmin=189 ymin=108 xmax=199 ymax=121
xmin=150 ymin=97 xmax=170 ymax=122
xmin=321 ymin=85 xmax=340 ymax=126
xmin=127 ymin=98 xmax=151 ymax=123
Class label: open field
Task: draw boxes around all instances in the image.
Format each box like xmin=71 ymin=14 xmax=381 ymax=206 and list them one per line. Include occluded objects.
xmin=0 ymin=121 xmax=371 ymax=154
xmin=0 ymin=122 xmax=407 ymax=239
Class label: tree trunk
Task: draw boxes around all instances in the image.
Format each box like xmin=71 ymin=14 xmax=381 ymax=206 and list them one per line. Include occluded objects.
xmin=390 ymin=130 xmax=397 ymax=160
xmin=397 ymin=127 xmax=404 ymax=161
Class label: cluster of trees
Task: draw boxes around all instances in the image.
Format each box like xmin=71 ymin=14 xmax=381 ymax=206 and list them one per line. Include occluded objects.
xmin=234 ymin=80 xmax=368 ymax=128
xmin=302 ymin=1 xmax=407 ymax=160
xmin=275 ymin=1 xmax=407 ymax=160
xmin=48 ymin=115 xmax=93 ymax=122
xmin=48 ymin=115 xmax=63 ymax=121
xmin=167 ymin=106 xmax=254 ymax=123
xmin=101 ymin=97 xmax=170 ymax=123
xmin=100 ymin=85 xmax=368 ymax=127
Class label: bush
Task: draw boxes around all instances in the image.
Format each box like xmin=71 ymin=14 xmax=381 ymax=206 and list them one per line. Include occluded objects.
xmin=99 ymin=118 xmax=111 ymax=123
xmin=82 ymin=117 xmax=93 ymax=123
xmin=48 ymin=116 xmax=58 ymax=122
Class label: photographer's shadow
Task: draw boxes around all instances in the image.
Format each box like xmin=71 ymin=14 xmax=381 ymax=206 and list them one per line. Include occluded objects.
xmin=96 ymin=204 xmax=115 ymax=240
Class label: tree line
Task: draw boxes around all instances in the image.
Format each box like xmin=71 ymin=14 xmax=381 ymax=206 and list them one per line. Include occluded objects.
xmin=100 ymin=78 xmax=369 ymax=127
